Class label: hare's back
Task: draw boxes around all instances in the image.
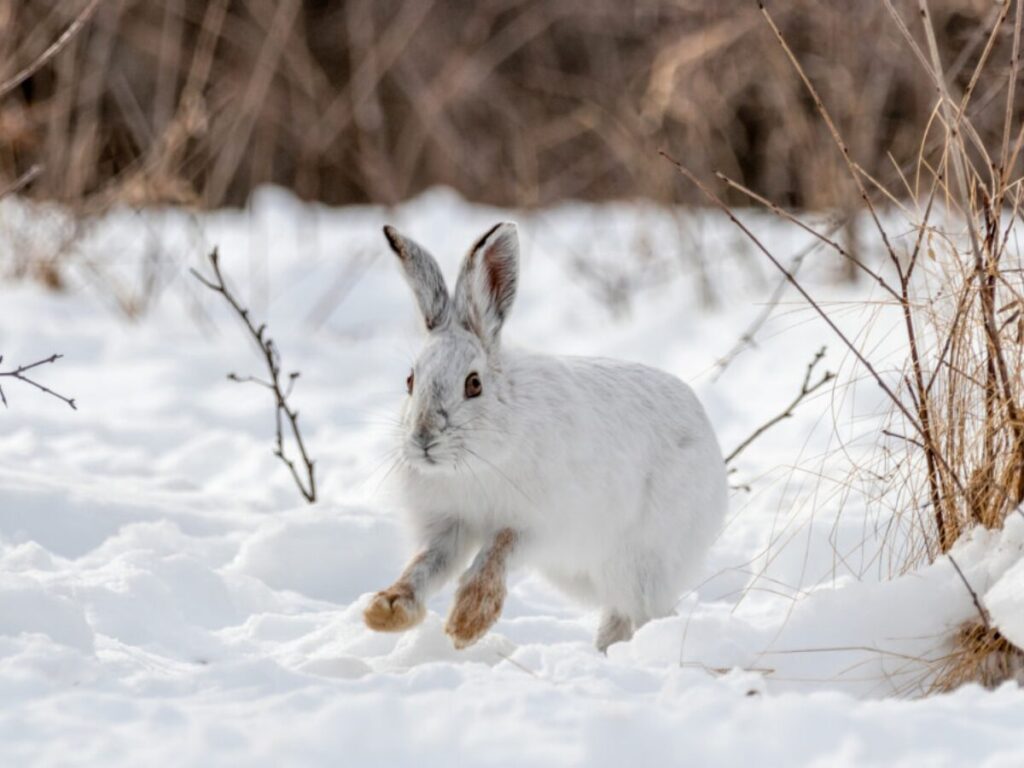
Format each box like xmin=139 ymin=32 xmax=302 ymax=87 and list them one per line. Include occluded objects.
xmin=515 ymin=353 xmax=715 ymax=441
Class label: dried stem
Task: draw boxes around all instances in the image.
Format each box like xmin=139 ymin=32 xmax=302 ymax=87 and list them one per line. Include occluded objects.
xmin=191 ymin=248 xmax=317 ymax=503
xmin=0 ymin=0 xmax=102 ymax=101
xmin=725 ymin=346 xmax=834 ymax=465
xmin=948 ymin=555 xmax=990 ymax=630
xmin=0 ymin=353 xmax=77 ymax=410
xmin=713 ymin=171 xmax=900 ymax=300
xmin=661 ymin=150 xmax=925 ymax=438
xmin=0 ymin=164 xmax=43 ymax=199
xmin=758 ymin=1 xmax=903 ymax=272
xmin=895 ymin=181 xmax=951 ymax=551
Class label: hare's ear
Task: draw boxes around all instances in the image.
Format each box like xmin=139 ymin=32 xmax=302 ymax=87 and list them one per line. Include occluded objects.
xmin=383 ymin=226 xmax=450 ymax=331
xmin=453 ymin=222 xmax=519 ymax=346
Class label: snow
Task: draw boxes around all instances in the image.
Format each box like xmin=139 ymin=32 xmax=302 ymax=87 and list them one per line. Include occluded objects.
xmin=2 ymin=187 xmax=1024 ymax=766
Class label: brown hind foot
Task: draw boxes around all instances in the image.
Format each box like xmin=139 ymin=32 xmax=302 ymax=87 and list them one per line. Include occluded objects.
xmin=363 ymin=582 xmax=425 ymax=632
xmin=445 ymin=575 xmax=507 ymax=649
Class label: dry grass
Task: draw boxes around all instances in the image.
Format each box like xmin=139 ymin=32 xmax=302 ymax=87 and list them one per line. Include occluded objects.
xmin=0 ymin=0 xmax=1019 ymax=214
xmin=933 ymin=624 xmax=1024 ymax=690
xmin=679 ymin=0 xmax=1024 ymax=691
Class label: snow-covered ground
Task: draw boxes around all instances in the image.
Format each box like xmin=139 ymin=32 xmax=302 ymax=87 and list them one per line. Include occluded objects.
xmin=2 ymin=188 xmax=1024 ymax=766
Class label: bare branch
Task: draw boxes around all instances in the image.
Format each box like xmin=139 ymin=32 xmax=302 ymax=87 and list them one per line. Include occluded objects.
xmin=661 ymin=151 xmax=925 ymax=438
xmin=948 ymin=555 xmax=990 ymax=630
xmin=713 ymin=171 xmax=900 ymax=301
xmin=725 ymin=346 xmax=834 ymax=465
xmin=191 ymin=248 xmax=317 ymax=503
xmin=0 ymin=353 xmax=77 ymax=410
xmin=711 ymin=225 xmax=827 ymax=380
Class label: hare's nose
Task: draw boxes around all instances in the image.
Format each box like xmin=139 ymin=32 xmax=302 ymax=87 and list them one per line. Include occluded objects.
xmin=413 ymin=425 xmax=434 ymax=448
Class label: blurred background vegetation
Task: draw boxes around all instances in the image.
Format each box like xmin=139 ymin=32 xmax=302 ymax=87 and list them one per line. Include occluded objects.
xmin=1 ymin=0 xmax=1018 ymax=214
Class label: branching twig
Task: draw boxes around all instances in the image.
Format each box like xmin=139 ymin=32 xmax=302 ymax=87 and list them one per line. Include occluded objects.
xmin=948 ymin=554 xmax=990 ymax=630
xmin=661 ymin=151 xmax=925 ymax=438
xmin=0 ymin=354 xmax=77 ymax=410
xmin=725 ymin=346 xmax=834 ymax=464
xmin=713 ymin=171 xmax=900 ymax=300
xmin=711 ymin=229 xmax=825 ymax=380
xmin=191 ymin=248 xmax=317 ymax=503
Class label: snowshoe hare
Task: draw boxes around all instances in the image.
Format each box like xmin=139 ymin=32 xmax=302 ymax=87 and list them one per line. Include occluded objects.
xmin=363 ymin=223 xmax=728 ymax=652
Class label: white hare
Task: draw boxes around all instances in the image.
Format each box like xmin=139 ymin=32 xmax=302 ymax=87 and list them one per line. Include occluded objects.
xmin=363 ymin=222 xmax=728 ymax=652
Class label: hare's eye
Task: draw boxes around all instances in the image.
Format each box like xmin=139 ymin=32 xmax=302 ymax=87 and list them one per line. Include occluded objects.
xmin=406 ymin=370 xmax=414 ymax=395
xmin=465 ymin=372 xmax=482 ymax=399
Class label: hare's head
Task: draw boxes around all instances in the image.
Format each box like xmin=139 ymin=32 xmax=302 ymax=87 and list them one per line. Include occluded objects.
xmin=384 ymin=223 xmax=519 ymax=472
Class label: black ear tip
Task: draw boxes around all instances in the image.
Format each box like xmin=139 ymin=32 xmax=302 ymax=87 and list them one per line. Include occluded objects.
xmin=382 ymin=225 xmax=402 ymax=253
xmin=472 ymin=222 xmax=519 ymax=252
xmin=472 ymin=223 xmax=503 ymax=253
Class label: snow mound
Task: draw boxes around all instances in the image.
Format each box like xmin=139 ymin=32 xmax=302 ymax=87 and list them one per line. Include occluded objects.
xmin=230 ymin=506 xmax=404 ymax=604
xmin=0 ymin=580 xmax=94 ymax=651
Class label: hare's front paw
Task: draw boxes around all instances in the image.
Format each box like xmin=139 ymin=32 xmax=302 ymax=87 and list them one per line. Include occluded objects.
xmin=445 ymin=577 xmax=506 ymax=650
xmin=363 ymin=583 xmax=425 ymax=632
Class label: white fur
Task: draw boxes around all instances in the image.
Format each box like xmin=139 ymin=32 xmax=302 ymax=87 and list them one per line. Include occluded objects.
xmin=384 ymin=222 xmax=728 ymax=646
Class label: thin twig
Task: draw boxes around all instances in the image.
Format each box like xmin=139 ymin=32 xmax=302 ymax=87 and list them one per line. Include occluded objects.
xmin=758 ymin=1 xmax=904 ymax=275
xmin=661 ymin=151 xmax=925 ymax=437
xmin=0 ymin=0 xmax=103 ymax=101
xmin=0 ymin=164 xmax=43 ymax=199
xmin=895 ymin=177 xmax=951 ymax=549
xmin=948 ymin=554 xmax=990 ymax=630
xmin=725 ymin=346 xmax=834 ymax=464
xmin=0 ymin=353 xmax=77 ymax=410
xmin=191 ymin=248 xmax=317 ymax=503
xmin=711 ymin=231 xmax=823 ymax=380
xmin=713 ymin=171 xmax=900 ymax=300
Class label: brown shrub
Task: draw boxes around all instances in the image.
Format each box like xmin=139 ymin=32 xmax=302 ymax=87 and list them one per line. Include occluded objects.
xmin=1 ymin=0 xmax=1020 ymax=211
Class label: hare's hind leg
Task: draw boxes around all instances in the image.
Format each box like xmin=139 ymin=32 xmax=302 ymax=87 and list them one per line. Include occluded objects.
xmin=595 ymin=610 xmax=633 ymax=653
xmin=594 ymin=551 xmax=678 ymax=652
xmin=364 ymin=519 xmax=470 ymax=633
